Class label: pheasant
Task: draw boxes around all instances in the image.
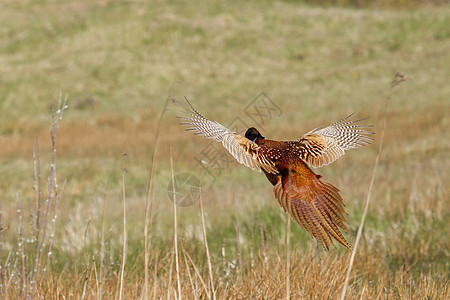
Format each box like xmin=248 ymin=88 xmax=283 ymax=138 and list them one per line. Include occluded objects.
xmin=177 ymin=99 xmax=374 ymax=250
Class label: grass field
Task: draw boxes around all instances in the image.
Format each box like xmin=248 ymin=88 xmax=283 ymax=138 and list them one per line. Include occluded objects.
xmin=1 ymin=0 xmax=449 ymax=299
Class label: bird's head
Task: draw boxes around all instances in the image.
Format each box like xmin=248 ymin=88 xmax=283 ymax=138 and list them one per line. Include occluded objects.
xmin=245 ymin=127 xmax=265 ymax=143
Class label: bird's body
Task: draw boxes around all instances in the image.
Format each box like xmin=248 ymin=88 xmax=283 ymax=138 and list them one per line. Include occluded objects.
xmin=177 ymin=99 xmax=374 ymax=250
xmin=250 ymin=136 xmax=351 ymax=249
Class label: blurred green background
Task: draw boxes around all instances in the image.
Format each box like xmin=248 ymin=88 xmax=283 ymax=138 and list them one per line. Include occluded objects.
xmin=0 ymin=0 xmax=448 ymax=297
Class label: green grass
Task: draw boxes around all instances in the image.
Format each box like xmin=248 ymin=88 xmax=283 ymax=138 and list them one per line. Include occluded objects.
xmin=1 ymin=0 xmax=449 ymax=298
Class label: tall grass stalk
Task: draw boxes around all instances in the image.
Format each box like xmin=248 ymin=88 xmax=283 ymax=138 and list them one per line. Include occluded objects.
xmin=183 ymin=250 xmax=209 ymax=295
xmin=151 ymin=250 xmax=158 ymax=300
xmin=143 ymin=97 xmax=171 ymax=300
xmin=182 ymin=249 xmax=196 ymax=299
xmin=98 ymin=184 xmax=109 ymax=300
xmin=167 ymin=247 xmax=174 ymax=299
xmin=285 ymin=215 xmax=291 ymax=300
xmin=118 ymin=168 xmax=127 ymax=300
xmin=340 ymin=73 xmax=407 ymax=300
xmin=199 ymin=190 xmax=215 ymax=300
xmin=0 ymin=211 xmax=4 ymax=300
xmin=169 ymin=148 xmax=182 ymax=299
xmin=81 ymin=217 xmax=92 ymax=300
xmin=235 ymin=223 xmax=241 ymax=275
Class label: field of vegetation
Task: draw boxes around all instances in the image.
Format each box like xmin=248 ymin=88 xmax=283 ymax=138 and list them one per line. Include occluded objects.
xmin=1 ymin=0 xmax=448 ymax=298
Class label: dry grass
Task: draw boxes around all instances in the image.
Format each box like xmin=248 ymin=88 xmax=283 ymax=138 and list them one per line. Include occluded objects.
xmin=29 ymin=243 xmax=449 ymax=299
xmin=1 ymin=0 xmax=449 ymax=299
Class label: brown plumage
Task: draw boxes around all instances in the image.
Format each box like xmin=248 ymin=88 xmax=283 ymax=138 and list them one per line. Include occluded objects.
xmin=177 ymin=99 xmax=374 ymax=250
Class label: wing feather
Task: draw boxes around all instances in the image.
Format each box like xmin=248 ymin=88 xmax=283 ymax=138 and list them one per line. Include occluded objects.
xmin=177 ymin=99 xmax=277 ymax=174
xmin=296 ymin=114 xmax=374 ymax=168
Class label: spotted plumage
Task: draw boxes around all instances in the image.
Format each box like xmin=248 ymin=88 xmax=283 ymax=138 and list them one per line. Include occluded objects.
xmin=177 ymin=99 xmax=374 ymax=250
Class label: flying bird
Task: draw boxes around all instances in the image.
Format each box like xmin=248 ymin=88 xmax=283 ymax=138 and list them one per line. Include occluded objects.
xmin=177 ymin=99 xmax=374 ymax=250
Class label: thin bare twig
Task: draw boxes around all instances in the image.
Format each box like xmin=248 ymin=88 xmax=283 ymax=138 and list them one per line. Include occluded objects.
xmin=16 ymin=195 xmax=26 ymax=299
xmin=31 ymin=136 xmax=41 ymax=291
xmin=37 ymin=93 xmax=68 ymax=292
xmin=1 ymin=94 xmax=68 ymax=299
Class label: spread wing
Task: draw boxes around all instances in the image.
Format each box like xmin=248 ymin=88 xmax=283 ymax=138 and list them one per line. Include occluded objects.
xmin=176 ymin=99 xmax=277 ymax=174
xmin=273 ymin=171 xmax=351 ymax=250
xmin=295 ymin=113 xmax=374 ymax=168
